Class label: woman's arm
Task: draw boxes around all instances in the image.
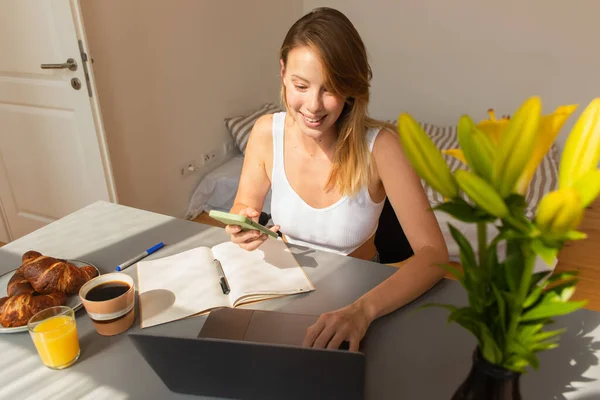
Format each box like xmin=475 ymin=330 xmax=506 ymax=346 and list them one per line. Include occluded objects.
xmin=358 ymin=128 xmax=449 ymax=320
xmin=227 ymin=114 xmax=279 ymax=250
xmin=230 ymin=114 xmax=273 ymax=214
xmin=304 ymin=128 xmax=449 ymax=351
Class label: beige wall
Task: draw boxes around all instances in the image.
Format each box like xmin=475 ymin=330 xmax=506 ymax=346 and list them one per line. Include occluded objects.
xmin=80 ymin=0 xmax=303 ymax=217
xmin=304 ymin=0 xmax=600 ymax=151
xmin=0 ymin=208 xmax=9 ymax=243
xmin=80 ymin=0 xmax=598 ymax=219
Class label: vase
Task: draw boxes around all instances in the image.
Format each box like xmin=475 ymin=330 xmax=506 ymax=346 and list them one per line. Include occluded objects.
xmin=452 ymin=348 xmax=522 ymax=400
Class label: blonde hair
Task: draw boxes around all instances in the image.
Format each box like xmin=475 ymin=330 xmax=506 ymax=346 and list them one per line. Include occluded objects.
xmin=279 ymin=7 xmax=392 ymax=196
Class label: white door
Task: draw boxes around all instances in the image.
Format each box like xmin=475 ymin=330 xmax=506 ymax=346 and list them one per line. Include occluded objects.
xmin=0 ymin=0 xmax=117 ymax=241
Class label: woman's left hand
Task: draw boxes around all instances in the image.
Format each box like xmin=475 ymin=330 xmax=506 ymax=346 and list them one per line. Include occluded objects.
xmin=303 ymin=301 xmax=372 ymax=352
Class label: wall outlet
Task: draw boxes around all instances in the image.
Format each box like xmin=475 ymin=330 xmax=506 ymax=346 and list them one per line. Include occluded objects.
xmin=201 ymin=150 xmax=218 ymax=165
xmin=180 ymin=160 xmax=200 ymax=176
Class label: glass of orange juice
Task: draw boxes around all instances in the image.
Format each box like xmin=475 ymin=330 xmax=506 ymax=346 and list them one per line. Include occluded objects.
xmin=27 ymin=306 xmax=80 ymax=370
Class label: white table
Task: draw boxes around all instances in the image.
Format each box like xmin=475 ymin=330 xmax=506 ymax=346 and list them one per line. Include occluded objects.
xmin=0 ymin=201 xmax=599 ymax=399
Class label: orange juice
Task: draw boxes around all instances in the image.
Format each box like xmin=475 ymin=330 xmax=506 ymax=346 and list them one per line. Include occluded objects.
xmin=31 ymin=315 xmax=80 ymax=369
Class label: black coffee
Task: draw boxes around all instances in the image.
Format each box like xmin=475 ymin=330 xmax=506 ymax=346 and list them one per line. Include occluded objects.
xmin=85 ymin=281 xmax=130 ymax=302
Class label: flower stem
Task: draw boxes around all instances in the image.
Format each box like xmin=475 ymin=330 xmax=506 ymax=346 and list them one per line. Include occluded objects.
xmin=505 ymin=216 xmax=530 ymax=235
xmin=477 ymin=222 xmax=487 ymax=268
xmin=506 ymin=245 xmax=536 ymax=342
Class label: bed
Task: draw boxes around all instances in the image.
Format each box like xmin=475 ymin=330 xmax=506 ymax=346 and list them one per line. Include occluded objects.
xmin=185 ymin=154 xmax=259 ymax=219
xmin=186 ymin=103 xmax=558 ymax=273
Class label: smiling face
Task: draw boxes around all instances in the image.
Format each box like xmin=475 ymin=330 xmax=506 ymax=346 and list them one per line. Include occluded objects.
xmin=280 ymin=46 xmax=346 ymax=140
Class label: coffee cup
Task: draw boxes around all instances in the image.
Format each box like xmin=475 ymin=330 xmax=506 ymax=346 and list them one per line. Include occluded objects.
xmin=79 ymin=273 xmax=135 ymax=336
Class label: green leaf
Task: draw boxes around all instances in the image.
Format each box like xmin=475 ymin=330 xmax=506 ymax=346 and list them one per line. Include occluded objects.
xmin=448 ymin=308 xmax=480 ymax=336
xmin=516 ymin=323 xmax=544 ymax=344
xmin=491 ymin=284 xmax=507 ymax=333
xmin=503 ymin=356 xmax=529 ymax=373
xmin=521 ymin=299 xmax=587 ymax=321
xmin=519 ymin=317 xmax=554 ymax=327
xmin=436 ymin=263 xmax=464 ymax=282
xmin=480 ymin=327 xmax=503 ymax=364
xmin=505 ymin=194 xmax=528 ymax=215
xmin=564 ymin=230 xmax=588 ymax=241
xmin=487 ymin=244 xmax=504 ymax=285
xmin=504 ymin=241 xmax=523 ymax=292
xmin=507 ymin=339 xmax=540 ymax=369
xmin=489 ymin=230 xmax=508 ymax=248
xmin=448 ymin=307 xmax=502 ymax=364
xmin=433 ymin=202 xmax=482 ymax=223
xmin=448 ymin=223 xmax=478 ymax=271
xmin=545 ymin=271 xmax=579 ymax=284
xmin=502 ymin=291 xmax=520 ymax=314
xmin=448 ymin=223 xmax=486 ymax=309
xmin=487 ymin=242 xmax=499 ymax=271
xmin=537 ymin=234 xmax=564 ymax=250
xmin=530 ymin=271 xmax=552 ymax=288
xmin=447 ymin=306 xmax=479 ymax=324
xmin=532 ymin=328 xmax=566 ymax=343
xmin=497 ymin=225 xmax=530 ymax=240
xmin=531 ymin=239 xmax=559 ymax=266
xmin=523 ymin=286 xmax=544 ymax=309
xmin=544 ymin=280 xmax=579 ymax=302
xmin=532 ymin=341 xmax=559 ymax=352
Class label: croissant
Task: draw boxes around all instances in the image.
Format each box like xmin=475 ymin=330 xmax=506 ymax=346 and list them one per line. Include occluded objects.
xmin=22 ymin=251 xmax=98 ymax=295
xmin=0 ymin=292 xmax=66 ymax=327
xmin=22 ymin=250 xmax=41 ymax=264
xmin=7 ymin=267 xmax=35 ymax=297
xmin=5 ymin=251 xmax=44 ymax=296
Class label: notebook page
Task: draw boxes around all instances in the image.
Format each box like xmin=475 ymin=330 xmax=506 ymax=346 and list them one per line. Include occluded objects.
xmin=211 ymin=239 xmax=315 ymax=306
xmin=137 ymin=246 xmax=232 ymax=328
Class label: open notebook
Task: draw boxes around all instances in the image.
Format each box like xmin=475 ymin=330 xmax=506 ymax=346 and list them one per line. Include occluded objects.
xmin=137 ymin=238 xmax=315 ymax=328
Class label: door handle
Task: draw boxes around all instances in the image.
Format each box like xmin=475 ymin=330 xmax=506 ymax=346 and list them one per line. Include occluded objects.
xmin=40 ymin=58 xmax=77 ymax=71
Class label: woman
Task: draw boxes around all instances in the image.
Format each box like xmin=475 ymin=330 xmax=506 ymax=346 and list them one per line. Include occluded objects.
xmin=226 ymin=7 xmax=448 ymax=351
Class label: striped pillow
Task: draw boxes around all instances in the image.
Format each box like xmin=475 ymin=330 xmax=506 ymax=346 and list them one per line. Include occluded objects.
xmin=395 ymin=121 xmax=558 ymax=218
xmin=225 ymin=103 xmax=282 ymax=154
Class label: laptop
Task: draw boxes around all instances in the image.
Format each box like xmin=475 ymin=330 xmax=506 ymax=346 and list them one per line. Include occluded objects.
xmin=129 ymin=309 xmax=365 ymax=400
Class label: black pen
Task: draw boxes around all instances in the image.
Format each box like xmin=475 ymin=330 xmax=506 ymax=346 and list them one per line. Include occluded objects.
xmin=214 ymin=259 xmax=230 ymax=294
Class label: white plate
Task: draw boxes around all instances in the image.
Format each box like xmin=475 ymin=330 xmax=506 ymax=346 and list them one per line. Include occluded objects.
xmin=0 ymin=259 xmax=100 ymax=333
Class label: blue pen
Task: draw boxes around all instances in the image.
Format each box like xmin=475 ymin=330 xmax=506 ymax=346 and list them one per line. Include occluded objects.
xmin=116 ymin=242 xmax=165 ymax=271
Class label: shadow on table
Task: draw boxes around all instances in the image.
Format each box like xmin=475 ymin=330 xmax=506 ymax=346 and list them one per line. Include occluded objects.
xmin=284 ymin=243 xmax=319 ymax=269
xmin=361 ymin=280 xmax=600 ymax=400
xmin=521 ymin=309 xmax=600 ymax=400
xmin=78 ymin=327 xmax=123 ymax=363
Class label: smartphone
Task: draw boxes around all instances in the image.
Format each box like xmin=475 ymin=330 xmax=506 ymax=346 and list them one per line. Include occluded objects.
xmin=208 ymin=210 xmax=278 ymax=239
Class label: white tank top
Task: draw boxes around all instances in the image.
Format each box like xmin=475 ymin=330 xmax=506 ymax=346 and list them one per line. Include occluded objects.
xmin=270 ymin=112 xmax=385 ymax=256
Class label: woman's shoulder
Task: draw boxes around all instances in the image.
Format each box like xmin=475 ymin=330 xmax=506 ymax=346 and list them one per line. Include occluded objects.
xmin=246 ymin=113 xmax=278 ymax=154
xmin=253 ymin=113 xmax=275 ymax=135
xmin=371 ymin=123 xmax=399 ymax=147
xmin=371 ymin=125 xmax=405 ymax=159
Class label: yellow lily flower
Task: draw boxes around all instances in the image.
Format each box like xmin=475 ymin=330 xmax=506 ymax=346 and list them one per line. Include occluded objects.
xmin=536 ymin=188 xmax=584 ymax=236
xmin=516 ymin=104 xmax=578 ymax=194
xmin=476 ymin=109 xmax=510 ymax=144
xmin=442 ymin=110 xmax=509 ymax=168
xmin=443 ymin=148 xmax=467 ymax=164
xmin=443 ymin=104 xmax=577 ymax=195
xmin=559 ymin=98 xmax=600 ymax=188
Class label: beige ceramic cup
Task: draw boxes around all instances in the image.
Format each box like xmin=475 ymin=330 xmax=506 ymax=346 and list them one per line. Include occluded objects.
xmin=79 ymin=273 xmax=135 ymax=336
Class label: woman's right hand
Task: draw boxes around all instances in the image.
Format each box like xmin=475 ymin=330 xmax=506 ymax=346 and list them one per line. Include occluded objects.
xmin=225 ymin=207 xmax=280 ymax=251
